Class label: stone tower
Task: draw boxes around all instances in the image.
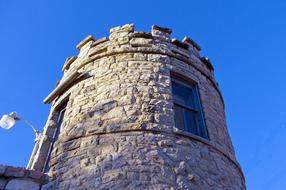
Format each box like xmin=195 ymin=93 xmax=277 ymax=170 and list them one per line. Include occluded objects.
xmin=29 ymin=24 xmax=245 ymax=189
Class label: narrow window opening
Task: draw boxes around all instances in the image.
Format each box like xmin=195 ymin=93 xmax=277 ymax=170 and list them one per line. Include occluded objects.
xmin=53 ymin=101 xmax=68 ymax=141
xmin=171 ymin=75 xmax=209 ymax=139
xmin=43 ymin=98 xmax=68 ymax=172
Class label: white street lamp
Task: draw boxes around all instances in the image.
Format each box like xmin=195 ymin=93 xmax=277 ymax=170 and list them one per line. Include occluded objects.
xmin=0 ymin=112 xmax=42 ymax=169
xmin=0 ymin=112 xmax=17 ymax=130
xmin=0 ymin=112 xmax=41 ymax=140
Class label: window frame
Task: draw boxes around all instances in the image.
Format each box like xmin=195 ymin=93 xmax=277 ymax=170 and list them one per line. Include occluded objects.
xmin=171 ymin=74 xmax=209 ymax=140
xmin=43 ymin=98 xmax=69 ymax=172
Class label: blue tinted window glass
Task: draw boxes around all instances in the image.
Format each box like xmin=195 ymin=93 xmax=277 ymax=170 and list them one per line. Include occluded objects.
xmin=184 ymin=109 xmax=199 ymax=135
xmin=172 ymin=77 xmax=209 ymax=140
xmin=174 ymin=104 xmax=199 ymax=135
xmin=174 ymin=104 xmax=186 ymax=131
xmin=172 ymin=80 xmax=196 ymax=109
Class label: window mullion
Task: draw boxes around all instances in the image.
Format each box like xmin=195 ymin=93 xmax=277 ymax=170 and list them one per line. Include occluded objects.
xmin=174 ymin=102 xmax=198 ymax=113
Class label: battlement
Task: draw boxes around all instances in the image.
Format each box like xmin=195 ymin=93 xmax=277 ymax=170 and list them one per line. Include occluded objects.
xmin=62 ymin=24 xmax=213 ymax=77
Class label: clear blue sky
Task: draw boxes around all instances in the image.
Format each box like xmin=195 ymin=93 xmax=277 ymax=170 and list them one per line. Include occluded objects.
xmin=0 ymin=0 xmax=285 ymax=189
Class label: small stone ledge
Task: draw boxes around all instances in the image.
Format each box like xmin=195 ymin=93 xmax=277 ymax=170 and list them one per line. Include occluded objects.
xmin=76 ymin=35 xmax=95 ymax=50
xmin=110 ymin=24 xmax=135 ymax=34
xmin=152 ymin=25 xmax=172 ymax=35
xmin=89 ymin=46 xmax=108 ymax=57
xmin=171 ymin=38 xmax=189 ymax=50
xmin=0 ymin=165 xmax=48 ymax=190
xmin=130 ymin=31 xmax=154 ymax=39
xmin=62 ymin=56 xmax=77 ymax=72
xmin=92 ymin=37 xmax=109 ymax=47
xmin=109 ymin=24 xmax=135 ymax=42
xmin=151 ymin=25 xmax=172 ymax=42
xmin=183 ymin=36 xmax=201 ymax=51
xmin=0 ymin=165 xmax=46 ymax=181
xmin=200 ymin=57 xmax=214 ymax=71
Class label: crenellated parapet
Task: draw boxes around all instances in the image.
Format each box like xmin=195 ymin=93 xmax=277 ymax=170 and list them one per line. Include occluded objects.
xmin=63 ymin=24 xmax=213 ymax=79
xmin=59 ymin=24 xmax=221 ymax=105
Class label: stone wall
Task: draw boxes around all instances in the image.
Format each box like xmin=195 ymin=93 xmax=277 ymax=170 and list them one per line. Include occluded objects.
xmin=0 ymin=165 xmax=46 ymax=190
xmin=32 ymin=24 xmax=245 ymax=189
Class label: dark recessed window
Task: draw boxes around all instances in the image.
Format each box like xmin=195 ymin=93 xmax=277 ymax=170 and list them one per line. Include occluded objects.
xmin=171 ymin=77 xmax=209 ymax=139
xmin=43 ymin=99 xmax=68 ymax=172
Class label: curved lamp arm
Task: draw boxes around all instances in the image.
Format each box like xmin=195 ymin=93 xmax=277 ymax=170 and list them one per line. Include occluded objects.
xmin=14 ymin=114 xmax=42 ymax=169
xmin=0 ymin=112 xmax=42 ymax=169
xmin=15 ymin=117 xmax=41 ymax=141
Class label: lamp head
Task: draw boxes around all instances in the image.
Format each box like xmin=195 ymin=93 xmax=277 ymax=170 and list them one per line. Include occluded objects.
xmin=0 ymin=112 xmax=18 ymax=129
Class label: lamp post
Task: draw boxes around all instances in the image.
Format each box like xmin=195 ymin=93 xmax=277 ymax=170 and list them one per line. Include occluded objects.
xmin=0 ymin=112 xmax=42 ymax=169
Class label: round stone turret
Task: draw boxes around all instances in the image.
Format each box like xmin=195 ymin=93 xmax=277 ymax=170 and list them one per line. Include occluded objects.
xmin=31 ymin=24 xmax=245 ymax=189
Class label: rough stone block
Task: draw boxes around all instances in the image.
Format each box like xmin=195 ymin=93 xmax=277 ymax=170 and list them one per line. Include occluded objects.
xmin=5 ymin=167 xmax=25 ymax=178
xmin=182 ymin=36 xmax=201 ymax=51
xmin=5 ymin=179 xmax=39 ymax=190
xmin=0 ymin=179 xmax=6 ymax=190
xmin=152 ymin=25 xmax=172 ymax=35
xmin=0 ymin=165 xmax=5 ymax=176
xmin=110 ymin=23 xmax=134 ymax=34
xmin=28 ymin=170 xmax=44 ymax=180
xmin=76 ymin=35 xmax=95 ymax=50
